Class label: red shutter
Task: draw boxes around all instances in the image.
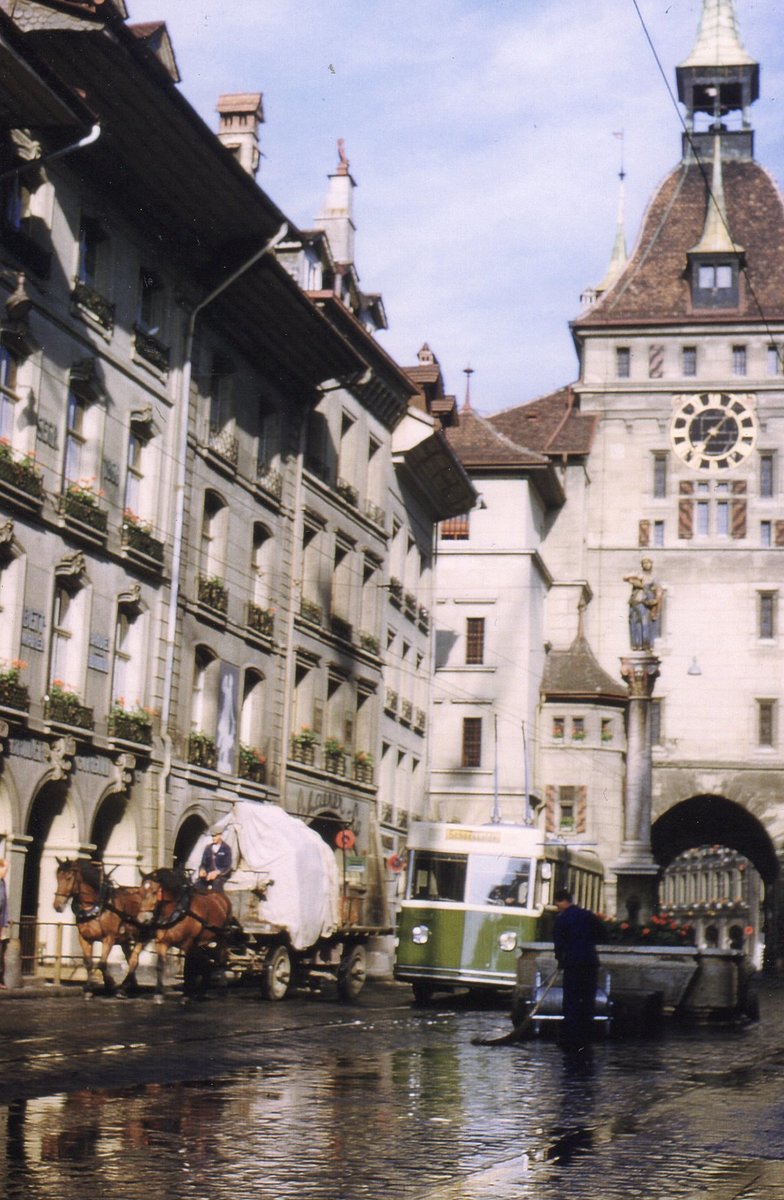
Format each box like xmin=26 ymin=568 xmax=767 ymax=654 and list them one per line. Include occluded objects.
xmin=731 ymin=480 xmax=747 ymax=540
xmin=774 ymin=520 xmax=784 ymax=548
xmin=638 ymin=520 xmax=651 ymax=548
xmin=678 ymin=480 xmax=694 ymax=539
xmin=648 ymin=345 xmax=664 ymax=378
xmin=576 ymin=786 xmax=588 ymax=834
xmin=545 ymin=785 xmax=557 ymax=835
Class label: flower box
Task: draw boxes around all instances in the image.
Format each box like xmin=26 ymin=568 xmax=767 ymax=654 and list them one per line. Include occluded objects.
xmin=45 ymin=689 xmax=93 ymax=730
xmin=122 ymin=518 xmax=164 ymax=562
xmin=108 ymin=708 xmax=152 ymax=745
xmin=239 ymin=745 xmax=267 ymax=783
xmin=133 ymin=326 xmax=170 ymax=373
xmin=300 ymin=597 xmax=322 ymax=626
xmin=290 ymin=739 xmax=316 ymax=766
xmin=71 ymin=279 xmax=115 ymax=331
xmin=198 ymin=575 xmax=228 ymax=613
xmin=188 ymin=732 xmax=217 ymax=769
xmin=0 ymin=447 xmax=44 ymax=500
xmin=359 ymin=631 xmax=380 ymax=656
xmin=0 ymin=677 xmax=29 ymax=712
xmin=247 ymin=602 xmax=274 ymax=639
xmin=62 ymin=488 xmax=108 ymax=534
xmin=336 ymin=478 xmax=359 ymax=508
xmin=324 ymin=751 xmax=347 ymax=777
xmin=353 ymin=760 xmax=374 ymax=785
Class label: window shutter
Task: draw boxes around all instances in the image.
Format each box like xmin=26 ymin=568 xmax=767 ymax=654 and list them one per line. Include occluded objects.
xmin=545 ymin=785 xmax=557 ymax=835
xmin=648 ymin=345 xmax=664 ymax=378
xmin=731 ymin=480 xmax=747 ymax=540
xmin=678 ymin=480 xmax=694 ymax=539
xmin=774 ymin=520 xmax=784 ymax=548
xmin=638 ymin=519 xmax=651 ymax=547
xmin=577 ymin=785 xmax=588 ymax=834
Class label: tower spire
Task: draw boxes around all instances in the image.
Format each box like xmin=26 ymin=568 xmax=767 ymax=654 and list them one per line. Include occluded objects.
xmin=596 ymin=139 xmax=628 ymax=296
xmin=679 ymin=0 xmax=755 ymax=71
xmin=689 ymin=132 xmax=743 ymax=255
xmin=463 ymin=365 xmax=474 ymax=411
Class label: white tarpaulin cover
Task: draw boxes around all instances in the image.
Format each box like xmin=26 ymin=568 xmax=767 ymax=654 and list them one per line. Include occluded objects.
xmin=189 ymin=801 xmax=340 ymax=951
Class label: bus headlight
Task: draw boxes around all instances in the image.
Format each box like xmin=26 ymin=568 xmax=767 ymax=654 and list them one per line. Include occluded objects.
xmin=498 ymin=931 xmax=518 ymax=952
xmin=412 ymin=924 xmax=430 ymax=945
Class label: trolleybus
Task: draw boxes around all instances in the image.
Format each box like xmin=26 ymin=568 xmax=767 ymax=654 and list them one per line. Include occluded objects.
xmin=394 ymin=820 xmax=604 ymax=1002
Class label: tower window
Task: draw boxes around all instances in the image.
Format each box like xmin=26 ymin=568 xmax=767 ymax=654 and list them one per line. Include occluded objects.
xmin=691 ymin=260 xmax=738 ymax=309
xmin=653 ymin=453 xmax=667 ymax=498
xmin=760 ymin=454 xmax=775 ymax=499
xmin=616 ymin=347 xmax=630 ymax=379
xmin=767 ymin=346 xmax=781 ymax=376
xmin=682 ymin=346 xmax=697 ymax=377
xmin=732 ymin=346 xmax=747 ymax=377
xmin=759 ymin=592 xmax=777 ymax=640
xmin=758 ymin=700 xmax=775 ymax=748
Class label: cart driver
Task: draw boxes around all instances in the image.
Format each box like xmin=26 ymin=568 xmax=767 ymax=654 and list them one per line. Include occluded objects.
xmin=198 ymin=827 xmax=232 ymax=892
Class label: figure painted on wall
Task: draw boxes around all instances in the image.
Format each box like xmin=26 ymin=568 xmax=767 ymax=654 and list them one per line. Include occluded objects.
xmin=624 ymin=557 xmax=664 ymax=651
xmin=216 ymin=665 xmax=238 ymax=774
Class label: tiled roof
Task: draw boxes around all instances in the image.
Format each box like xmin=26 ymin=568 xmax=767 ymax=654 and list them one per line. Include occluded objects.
xmin=577 ymin=158 xmax=784 ymax=324
xmin=445 ymin=404 xmax=550 ymax=468
xmin=489 ymin=386 xmax=597 ymax=457
xmin=541 ymin=635 xmax=627 ymax=702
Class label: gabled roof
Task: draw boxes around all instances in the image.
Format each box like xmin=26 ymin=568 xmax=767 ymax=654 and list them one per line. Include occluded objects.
xmin=576 ymin=158 xmax=784 ymax=325
xmin=540 ymin=634 xmax=627 ymax=704
xmin=446 ymin=404 xmax=549 ymax=469
xmin=489 ymin=386 xmax=598 ymax=458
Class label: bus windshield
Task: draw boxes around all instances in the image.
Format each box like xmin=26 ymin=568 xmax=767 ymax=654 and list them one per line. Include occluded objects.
xmin=407 ymin=851 xmax=467 ymax=901
xmin=468 ymin=856 xmax=532 ymax=908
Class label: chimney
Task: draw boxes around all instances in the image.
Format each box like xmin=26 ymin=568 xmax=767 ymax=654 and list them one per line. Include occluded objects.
xmin=216 ymin=93 xmax=264 ymax=178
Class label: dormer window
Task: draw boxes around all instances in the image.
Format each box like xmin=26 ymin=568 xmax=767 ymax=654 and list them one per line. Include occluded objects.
xmin=690 ymin=257 xmax=739 ymax=309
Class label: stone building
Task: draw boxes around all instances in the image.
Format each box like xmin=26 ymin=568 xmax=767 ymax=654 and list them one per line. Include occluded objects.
xmin=0 ymin=0 xmax=473 ymax=975
xmin=439 ymin=0 xmax=783 ymax=959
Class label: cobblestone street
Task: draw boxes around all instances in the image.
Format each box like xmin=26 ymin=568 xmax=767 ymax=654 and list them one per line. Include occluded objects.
xmin=1 ymin=975 xmax=784 ymax=1199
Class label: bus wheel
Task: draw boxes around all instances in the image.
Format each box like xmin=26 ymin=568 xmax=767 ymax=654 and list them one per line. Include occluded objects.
xmin=412 ymin=981 xmax=434 ymax=1005
xmin=337 ymin=944 xmax=367 ymax=1003
xmin=262 ymin=944 xmax=292 ymax=1001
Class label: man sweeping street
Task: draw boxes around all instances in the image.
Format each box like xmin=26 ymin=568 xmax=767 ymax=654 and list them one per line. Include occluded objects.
xmin=553 ymin=888 xmax=603 ymax=1052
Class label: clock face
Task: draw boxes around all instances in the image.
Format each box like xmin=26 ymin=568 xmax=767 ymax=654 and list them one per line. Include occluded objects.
xmin=670 ymin=392 xmax=757 ymax=471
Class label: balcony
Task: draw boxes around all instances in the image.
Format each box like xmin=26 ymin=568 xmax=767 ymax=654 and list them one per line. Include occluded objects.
xmin=71 ymin=279 xmax=115 ymax=332
xmin=108 ymin=706 xmax=153 ymax=746
xmin=404 ymin=592 xmax=418 ymax=621
xmin=256 ymin=464 xmax=283 ymax=502
xmin=299 ymin=597 xmax=323 ymax=627
xmin=238 ymin=745 xmax=267 ymax=784
xmin=187 ymin=732 xmax=217 ymax=770
xmin=290 ymin=733 xmax=318 ymax=766
xmin=61 ymin=486 xmax=108 ymax=537
xmin=44 ymin=687 xmax=94 ymax=731
xmin=122 ymin=515 xmax=164 ymax=564
xmin=389 ymin=578 xmax=403 ymax=607
xmin=133 ymin=325 xmax=170 ymax=374
xmin=353 ymin=756 xmax=374 ymax=785
xmin=359 ymin=631 xmax=380 ymax=656
xmin=0 ymin=444 xmax=44 ymax=507
xmin=400 ymin=699 xmax=413 ymax=726
xmin=198 ymin=574 xmax=228 ymax=615
xmin=324 ymin=742 xmax=347 ymax=776
xmin=384 ymin=688 xmax=399 ymax=716
xmin=207 ymin=425 xmax=239 ymax=466
xmin=365 ymin=500 xmax=386 ymax=529
xmin=414 ymin=708 xmax=426 ymax=735
xmin=336 ymin=477 xmax=359 ymax=508
xmin=246 ymin=602 xmax=275 ymax=639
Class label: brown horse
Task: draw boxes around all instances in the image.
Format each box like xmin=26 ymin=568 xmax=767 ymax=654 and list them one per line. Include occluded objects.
xmin=134 ymin=867 xmax=232 ymax=1004
xmin=53 ymin=859 xmax=147 ymax=997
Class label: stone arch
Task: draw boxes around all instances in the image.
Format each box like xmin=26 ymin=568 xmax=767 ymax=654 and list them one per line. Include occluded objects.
xmin=173 ymin=812 xmax=209 ymax=868
xmin=21 ymin=778 xmax=81 ymax=969
xmin=651 ymin=794 xmax=779 ymax=883
xmin=652 ymin=794 xmax=779 ymax=968
xmin=90 ymin=792 xmax=140 ymax=885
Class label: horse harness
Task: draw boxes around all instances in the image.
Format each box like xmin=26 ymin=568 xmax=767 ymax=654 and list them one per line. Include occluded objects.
xmin=152 ymin=883 xmax=229 ymax=936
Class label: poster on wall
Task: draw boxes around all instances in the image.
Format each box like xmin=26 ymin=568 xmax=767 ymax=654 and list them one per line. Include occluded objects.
xmin=216 ymin=661 xmax=239 ymax=775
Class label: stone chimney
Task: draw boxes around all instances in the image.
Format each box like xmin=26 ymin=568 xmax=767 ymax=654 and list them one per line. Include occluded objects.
xmin=216 ymin=93 xmax=264 ymax=178
xmin=313 ymin=139 xmax=356 ymax=267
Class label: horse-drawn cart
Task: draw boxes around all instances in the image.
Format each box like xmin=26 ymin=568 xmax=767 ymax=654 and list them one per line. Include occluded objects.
xmin=199 ymin=801 xmax=391 ymax=1003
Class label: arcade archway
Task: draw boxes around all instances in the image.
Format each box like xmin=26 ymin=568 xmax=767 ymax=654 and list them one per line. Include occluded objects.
xmin=652 ymin=795 xmax=780 ymax=968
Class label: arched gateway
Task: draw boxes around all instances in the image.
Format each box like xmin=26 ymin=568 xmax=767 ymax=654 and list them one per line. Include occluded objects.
xmin=652 ymin=796 xmax=780 ymax=968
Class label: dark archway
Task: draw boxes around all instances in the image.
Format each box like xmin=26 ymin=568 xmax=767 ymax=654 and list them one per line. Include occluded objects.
xmin=653 ymin=795 xmax=780 ymax=969
xmin=173 ymin=815 xmax=208 ymax=868
xmin=21 ymin=780 xmax=69 ymax=919
xmin=308 ymin=811 xmax=345 ymax=850
xmin=90 ymin=795 xmax=126 ymax=862
xmin=652 ymin=795 xmax=779 ymax=884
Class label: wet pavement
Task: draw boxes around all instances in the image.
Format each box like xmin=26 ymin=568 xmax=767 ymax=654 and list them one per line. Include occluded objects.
xmin=1 ymin=975 xmax=784 ymax=1199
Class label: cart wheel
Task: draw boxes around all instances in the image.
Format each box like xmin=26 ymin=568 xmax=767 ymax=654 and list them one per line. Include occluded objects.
xmin=411 ymin=981 xmax=434 ymax=1005
xmin=261 ymin=944 xmax=292 ymax=1001
xmin=337 ymin=944 xmax=367 ymax=1003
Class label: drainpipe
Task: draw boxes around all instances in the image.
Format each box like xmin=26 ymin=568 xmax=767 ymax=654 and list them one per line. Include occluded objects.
xmin=0 ymin=124 xmax=101 ymax=182
xmin=157 ymin=222 xmax=288 ymax=865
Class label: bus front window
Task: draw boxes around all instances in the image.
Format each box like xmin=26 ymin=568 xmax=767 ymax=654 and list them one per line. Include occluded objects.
xmin=468 ymin=857 xmax=532 ymax=908
xmin=407 ymin=851 xmax=467 ymax=902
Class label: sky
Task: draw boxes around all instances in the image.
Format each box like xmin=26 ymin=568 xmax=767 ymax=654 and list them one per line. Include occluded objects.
xmin=125 ymin=1 xmax=784 ymax=415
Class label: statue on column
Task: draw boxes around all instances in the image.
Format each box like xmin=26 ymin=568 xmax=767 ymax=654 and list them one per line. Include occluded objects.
xmin=623 ymin=556 xmax=663 ymax=651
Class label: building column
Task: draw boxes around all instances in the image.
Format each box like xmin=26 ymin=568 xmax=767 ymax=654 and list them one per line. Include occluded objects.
xmin=613 ymin=652 xmax=660 ymax=923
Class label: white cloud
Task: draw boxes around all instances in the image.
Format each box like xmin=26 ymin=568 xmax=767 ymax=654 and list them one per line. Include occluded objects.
xmin=126 ymin=0 xmax=784 ymax=410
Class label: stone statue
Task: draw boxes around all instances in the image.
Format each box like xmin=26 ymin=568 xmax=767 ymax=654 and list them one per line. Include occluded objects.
xmin=623 ymin=556 xmax=663 ymax=651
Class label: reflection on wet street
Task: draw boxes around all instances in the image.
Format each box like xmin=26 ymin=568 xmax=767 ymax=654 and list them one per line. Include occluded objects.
xmin=3 ymin=980 xmax=784 ymax=1199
